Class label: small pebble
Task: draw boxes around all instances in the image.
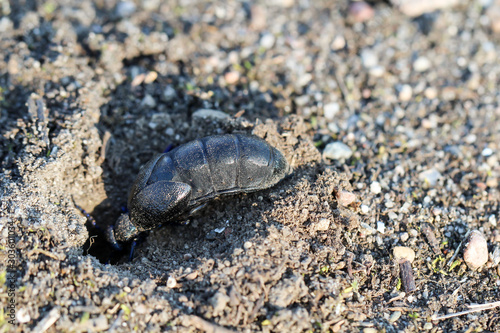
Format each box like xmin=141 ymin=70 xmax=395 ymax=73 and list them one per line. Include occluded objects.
xmin=490 ymin=246 xmax=500 ymax=267
xmin=389 ymin=311 xmax=401 ymax=323
xmin=418 ymin=168 xmax=442 ymax=187
xmin=167 ymin=276 xmax=177 ymax=288
xmin=192 ymin=109 xmax=230 ymax=121
xmin=482 ymin=147 xmax=493 ymax=157
xmin=224 ymin=71 xmax=240 ymax=84
xmin=370 ymin=181 xmax=382 ymax=194
xmin=337 ymin=190 xmax=356 ymax=206
xmin=361 ymin=49 xmax=378 ymax=69
xmin=184 ymin=253 xmax=193 ymax=260
xmin=388 ymin=211 xmax=398 ymax=220
xmin=331 ymin=35 xmax=346 ymax=50
xmin=295 ymin=95 xmax=310 ymax=106
xmin=316 ymin=218 xmax=331 ymax=231
xmin=144 ymin=71 xmax=158 ymax=84
xmin=377 ymin=221 xmax=385 ymax=234
xmin=423 ymin=322 xmax=433 ymax=330
xmin=323 ymin=141 xmax=353 ymax=160
xmin=400 ymin=232 xmax=409 ymax=242
xmin=141 ymin=94 xmax=156 ymax=108
xmin=463 ymin=230 xmax=489 ymax=271
xmin=16 ymin=308 xmax=30 ymax=323
xmin=489 ymin=214 xmax=497 ymax=226
xmin=323 ymin=102 xmax=340 ymax=120
xmin=363 ymin=328 xmax=377 ymax=333
xmin=348 ymin=1 xmax=375 ymax=22
xmin=115 ymin=1 xmax=136 ymax=18
xmin=260 ymin=33 xmax=275 ymax=49
xmin=369 ymin=65 xmax=385 ymax=77
xmin=393 ymin=246 xmax=416 ymax=263
xmin=244 ymin=241 xmax=253 ymax=249
xmin=424 ymin=87 xmax=438 ymax=99
xmin=413 ymin=56 xmax=431 ymax=72
xmin=398 ymin=84 xmax=413 ymax=102
xmin=361 ymin=204 xmax=370 ymax=214
xmin=162 ymin=86 xmax=177 ymax=101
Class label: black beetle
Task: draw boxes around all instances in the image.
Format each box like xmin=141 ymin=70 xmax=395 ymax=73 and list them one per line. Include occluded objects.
xmin=110 ymin=134 xmax=290 ymax=244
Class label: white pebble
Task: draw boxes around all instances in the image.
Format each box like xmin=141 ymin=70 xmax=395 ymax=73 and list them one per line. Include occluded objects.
xmin=424 ymin=87 xmax=438 ymax=99
xmin=413 ymin=56 xmax=431 ymax=72
xmin=398 ymin=84 xmax=413 ymax=102
xmin=389 ymin=311 xmax=401 ymax=323
xmin=361 ymin=204 xmax=370 ymax=214
xmin=400 ymin=232 xmax=409 ymax=242
xmin=323 ymin=102 xmax=340 ymax=120
xmin=316 ymin=218 xmax=331 ymax=231
xmin=167 ymin=276 xmax=177 ymax=288
xmin=331 ymin=35 xmax=346 ymax=50
xmin=423 ymin=322 xmax=433 ymax=330
xmin=482 ymin=147 xmax=493 ymax=157
xmin=418 ymin=168 xmax=442 ymax=187
xmin=16 ymin=308 xmax=30 ymax=323
xmin=369 ymin=65 xmax=385 ymax=77
xmin=260 ymin=33 xmax=275 ymax=49
xmin=377 ymin=221 xmax=385 ymax=234
xmin=361 ymin=49 xmax=378 ymax=69
xmin=489 ymin=214 xmax=497 ymax=226
xmin=400 ymin=202 xmax=411 ymax=214
xmin=370 ymin=181 xmax=382 ymax=194
xmin=463 ymin=230 xmax=489 ymax=271
xmin=244 ymin=241 xmax=253 ymax=249
xmin=323 ymin=141 xmax=353 ymax=160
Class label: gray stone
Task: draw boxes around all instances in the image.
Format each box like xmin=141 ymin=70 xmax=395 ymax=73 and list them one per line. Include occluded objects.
xmin=192 ymin=109 xmax=230 ymax=121
xmin=323 ymin=141 xmax=352 ymax=160
xmin=418 ymin=168 xmax=442 ymax=187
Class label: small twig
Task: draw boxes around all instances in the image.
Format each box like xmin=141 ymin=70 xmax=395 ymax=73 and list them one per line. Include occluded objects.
xmin=447 ymin=230 xmax=471 ymax=267
xmin=32 ymin=307 xmax=61 ymax=333
xmin=186 ymin=315 xmax=236 ymax=333
xmin=387 ymin=292 xmax=406 ymax=304
xmin=98 ymin=131 xmax=112 ymax=164
xmin=331 ymin=54 xmax=355 ymax=114
xmin=433 ymin=301 xmax=500 ymax=321
xmin=27 ymin=248 xmax=65 ymax=261
xmin=421 ymin=223 xmax=442 ymax=255
xmin=108 ymin=309 xmax=124 ymax=333
xmin=399 ymin=260 xmax=416 ymax=292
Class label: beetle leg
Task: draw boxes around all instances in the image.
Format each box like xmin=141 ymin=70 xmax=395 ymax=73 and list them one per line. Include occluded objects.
xmin=72 ymin=196 xmax=100 ymax=230
xmin=106 ymin=224 xmax=123 ymax=251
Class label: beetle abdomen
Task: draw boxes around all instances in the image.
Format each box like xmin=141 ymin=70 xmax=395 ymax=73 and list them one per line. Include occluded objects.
xmin=170 ymin=134 xmax=286 ymax=203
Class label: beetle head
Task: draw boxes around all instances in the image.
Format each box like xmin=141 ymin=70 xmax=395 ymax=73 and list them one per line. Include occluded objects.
xmin=113 ymin=214 xmax=139 ymax=243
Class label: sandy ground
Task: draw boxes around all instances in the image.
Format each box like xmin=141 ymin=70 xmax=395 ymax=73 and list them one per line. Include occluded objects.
xmin=1 ymin=0 xmax=500 ymax=332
